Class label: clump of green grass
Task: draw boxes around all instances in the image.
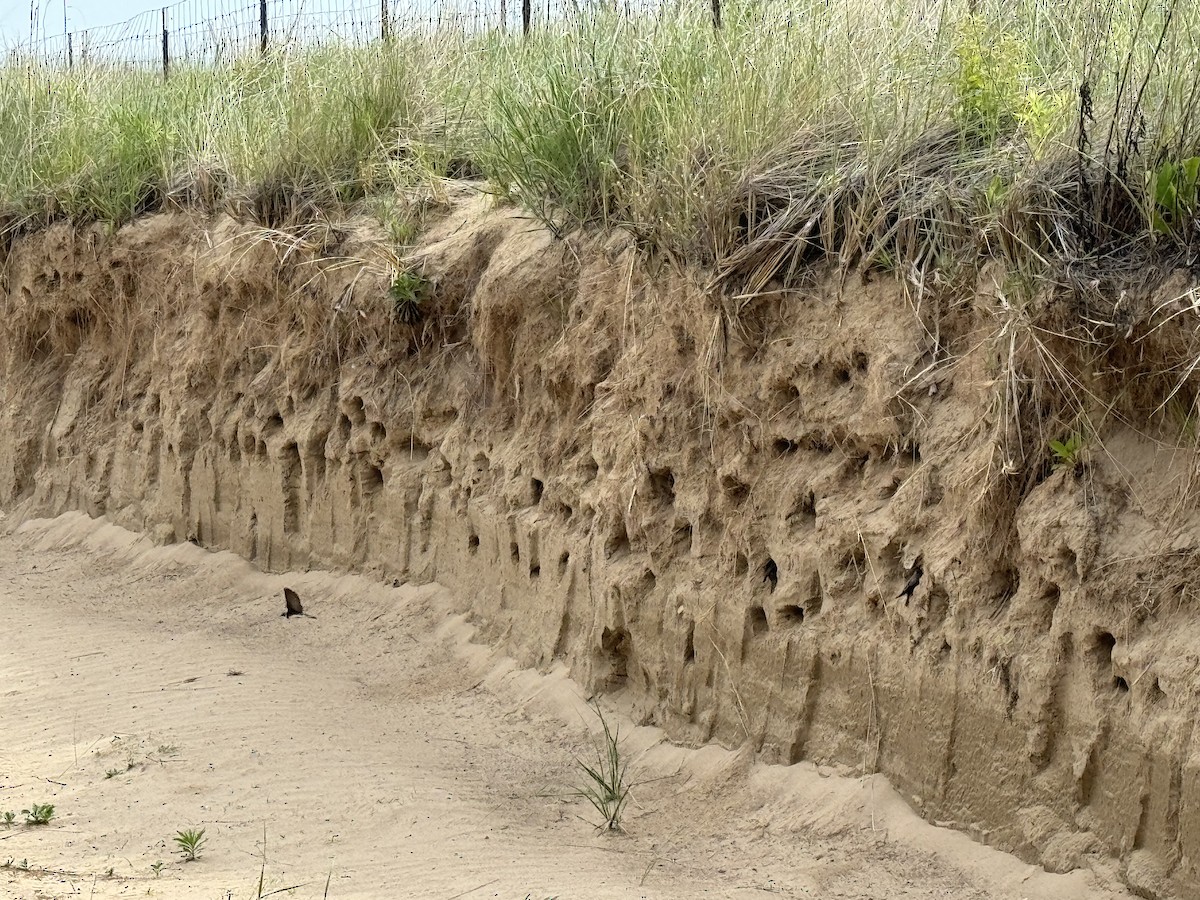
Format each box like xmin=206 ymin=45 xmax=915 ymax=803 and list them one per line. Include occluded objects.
xmin=21 ymin=803 xmax=54 ymax=826
xmin=574 ymin=704 xmax=631 ymax=832
xmin=0 ymin=39 xmax=475 ymax=227
xmin=389 ymin=268 xmax=429 ymax=325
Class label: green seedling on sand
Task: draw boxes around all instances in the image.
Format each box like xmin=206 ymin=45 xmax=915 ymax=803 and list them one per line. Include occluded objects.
xmin=173 ymin=828 xmax=206 ymax=861
xmin=21 ymin=804 xmax=54 ymax=825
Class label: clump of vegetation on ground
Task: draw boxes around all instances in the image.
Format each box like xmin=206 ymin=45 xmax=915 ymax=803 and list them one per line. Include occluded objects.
xmin=173 ymin=827 xmax=207 ymax=861
xmin=20 ymin=803 xmax=54 ymax=825
xmin=574 ymin=704 xmax=632 ymax=831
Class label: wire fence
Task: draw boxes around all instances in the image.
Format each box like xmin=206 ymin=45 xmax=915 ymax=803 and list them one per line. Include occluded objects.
xmin=8 ymin=0 xmax=653 ymax=70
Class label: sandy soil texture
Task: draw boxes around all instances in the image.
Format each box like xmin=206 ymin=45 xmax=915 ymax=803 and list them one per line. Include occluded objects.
xmin=0 ymin=513 xmax=1131 ymax=900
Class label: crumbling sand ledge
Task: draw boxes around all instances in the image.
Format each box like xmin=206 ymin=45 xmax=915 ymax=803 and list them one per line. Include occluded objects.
xmin=2 ymin=196 xmax=1198 ymax=898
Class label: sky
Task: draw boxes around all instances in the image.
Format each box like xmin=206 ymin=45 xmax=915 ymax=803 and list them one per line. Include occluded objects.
xmin=0 ymin=0 xmax=139 ymax=45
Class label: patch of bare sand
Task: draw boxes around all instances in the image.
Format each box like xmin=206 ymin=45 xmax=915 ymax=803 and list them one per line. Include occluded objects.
xmin=0 ymin=513 xmax=1130 ymax=900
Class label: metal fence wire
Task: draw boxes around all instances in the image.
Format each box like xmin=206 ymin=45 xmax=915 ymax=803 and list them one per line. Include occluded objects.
xmin=11 ymin=0 xmax=625 ymax=71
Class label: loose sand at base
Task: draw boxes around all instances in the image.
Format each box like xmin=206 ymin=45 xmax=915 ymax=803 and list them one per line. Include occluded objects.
xmin=0 ymin=513 xmax=1132 ymax=900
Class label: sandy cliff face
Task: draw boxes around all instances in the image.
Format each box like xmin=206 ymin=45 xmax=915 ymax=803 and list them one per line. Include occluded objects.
xmin=2 ymin=196 xmax=1199 ymax=897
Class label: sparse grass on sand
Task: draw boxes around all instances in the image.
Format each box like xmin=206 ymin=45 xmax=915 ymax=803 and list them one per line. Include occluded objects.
xmin=575 ymin=704 xmax=632 ymax=831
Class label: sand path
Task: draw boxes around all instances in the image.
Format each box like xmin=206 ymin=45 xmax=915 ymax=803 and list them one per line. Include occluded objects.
xmin=1 ymin=513 xmax=1131 ymax=900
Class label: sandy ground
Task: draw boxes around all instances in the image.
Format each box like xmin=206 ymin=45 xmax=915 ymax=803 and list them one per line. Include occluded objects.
xmin=0 ymin=513 xmax=1133 ymax=900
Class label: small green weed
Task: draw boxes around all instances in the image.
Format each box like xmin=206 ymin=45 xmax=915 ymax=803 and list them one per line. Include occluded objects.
xmin=388 ymin=269 xmax=427 ymax=325
xmin=1 ymin=812 xmax=14 ymax=826
xmin=1150 ymin=157 xmax=1200 ymax=237
xmin=870 ymin=247 xmax=897 ymax=273
xmin=574 ymin=704 xmax=631 ymax=832
xmin=1050 ymin=431 xmax=1087 ymax=473
xmin=150 ymin=860 xmax=164 ymax=877
xmin=952 ymin=16 xmax=1065 ymax=153
xmin=173 ymin=828 xmax=206 ymax=861
xmin=21 ymin=804 xmax=54 ymax=826
xmin=952 ymin=18 xmax=1025 ymax=140
xmin=1016 ymin=86 xmax=1069 ymax=156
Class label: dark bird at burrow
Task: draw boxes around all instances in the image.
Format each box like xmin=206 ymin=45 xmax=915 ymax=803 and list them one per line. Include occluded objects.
xmin=896 ymin=566 xmax=923 ymax=604
xmin=281 ymin=587 xmax=315 ymax=619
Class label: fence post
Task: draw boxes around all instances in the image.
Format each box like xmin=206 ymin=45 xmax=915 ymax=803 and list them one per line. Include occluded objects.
xmin=381 ymin=0 xmax=389 ymax=41
xmin=67 ymin=32 xmax=73 ymax=68
xmin=161 ymin=8 xmax=169 ymax=78
xmin=522 ymin=0 xmax=530 ymax=35
xmin=259 ymin=0 xmax=268 ymax=55
xmin=711 ymin=0 xmax=721 ymax=28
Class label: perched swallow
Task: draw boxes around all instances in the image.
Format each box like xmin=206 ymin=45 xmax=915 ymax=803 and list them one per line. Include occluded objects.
xmin=282 ymin=587 xmax=315 ymax=619
xmin=896 ymin=566 xmax=923 ymax=604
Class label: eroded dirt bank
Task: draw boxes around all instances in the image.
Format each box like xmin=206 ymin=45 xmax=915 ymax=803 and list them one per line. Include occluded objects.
xmin=2 ymin=195 xmax=1198 ymax=897
xmin=1 ymin=512 xmax=1128 ymax=899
